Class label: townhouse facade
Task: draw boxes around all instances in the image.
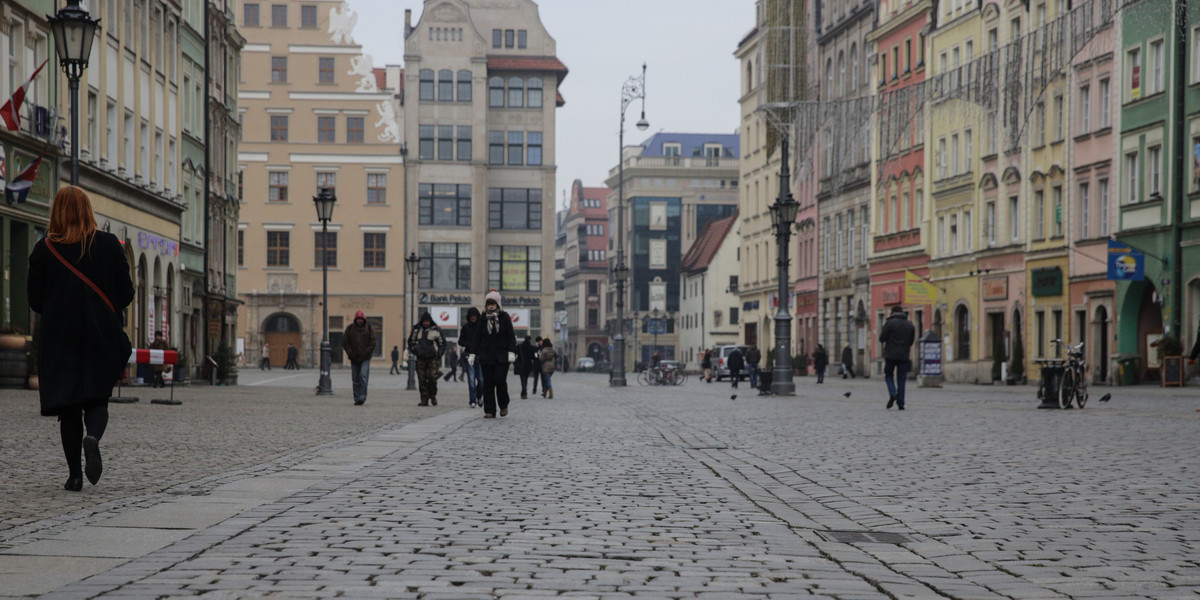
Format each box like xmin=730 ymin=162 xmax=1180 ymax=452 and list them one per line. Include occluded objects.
xmin=679 ymin=213 xmax=740 ymax=367
xmin=561 ymin=179 xmax=609 ymax=367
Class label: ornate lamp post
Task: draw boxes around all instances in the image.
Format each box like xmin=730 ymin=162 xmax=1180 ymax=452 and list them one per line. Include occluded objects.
xmin=404 ymin=251 xmax=421 ymax=391
xmin=769 ymin=138 xmax=799 ymax=396
xmin=48 ymin=0 xmax=100 ymax=185
xmin=313 ymin=188 xmax=336 ymax=395
xmin=611 ymin=63 xmax=649 ymax=387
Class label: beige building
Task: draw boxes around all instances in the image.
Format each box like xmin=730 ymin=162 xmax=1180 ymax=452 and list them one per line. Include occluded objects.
xmin=680 ymin=213 xmax=740 ymax=367
xmin=399 ymin=0 xmax=565 ymax=344
xmin=237 ymin=0 xmax=404 ymax=367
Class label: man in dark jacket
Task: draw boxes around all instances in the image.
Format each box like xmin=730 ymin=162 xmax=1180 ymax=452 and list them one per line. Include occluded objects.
xmin=841 ymin=343 xmax=856 ymax=379
xmin=727 ymin=347 xmax=745 ymax=389
xmin=443 ymin=345 xmax=459 ymax=382
xmin=390 ymin=345 xmax=401 ymax=375
xmin=467 ymin=291 xmax=518 ymax=418
xmin=458 ymin=307 xmax=483 ymax=407
xmin=812 ymin=344 xmax=829 ymax=383
xmin=285 ymin=343 xmax=299 ymax=370
xmin=408 ymin=312 xmax=446 ymax=406
xmin=149 ymin=331 xmax=170 ymax=387
xmin=342 ymin=310 xmax=376 ymax=405
xmin=516 ymin=336 xmax=538 ymax=399
xmin=745 ymin=345 xmax=762 ymax=389
xmin=879 ymin=305 xmax=917 ymax=410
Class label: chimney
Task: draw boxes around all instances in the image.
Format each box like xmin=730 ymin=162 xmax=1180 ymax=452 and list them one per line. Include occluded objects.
xmin=404 ymin=9 xmax=412 ymax=38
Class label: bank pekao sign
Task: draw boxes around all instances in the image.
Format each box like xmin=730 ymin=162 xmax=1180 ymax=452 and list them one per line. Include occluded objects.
xmin=418 ymin=292 xmax=542 ymax=308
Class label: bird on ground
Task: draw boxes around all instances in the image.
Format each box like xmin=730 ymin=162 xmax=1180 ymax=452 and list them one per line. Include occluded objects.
xmin=843 ymin=392 xmax=851 ymax=398
xmin=1098 ymin=393 xmax=1111 ymax=403
xmin=731 ymin=395 xmax=737 ymax=401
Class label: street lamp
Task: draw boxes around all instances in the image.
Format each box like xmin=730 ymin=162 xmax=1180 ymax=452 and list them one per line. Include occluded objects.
xmin=612 ymin=63 xmax=649 ymax=387
xmin=313 ymin=188 xmax=336 ymax=395
xmin=769 ymin=137 xmax=800 ymax=396
xmin=404 ymin=251 xmax=421 ymax=391
xmin=48 ymin=0 xmax=100 ymax=185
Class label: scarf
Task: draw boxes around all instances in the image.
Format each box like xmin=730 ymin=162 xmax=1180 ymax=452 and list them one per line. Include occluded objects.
xmin=486 ymin=308 xmax=501 ymax=334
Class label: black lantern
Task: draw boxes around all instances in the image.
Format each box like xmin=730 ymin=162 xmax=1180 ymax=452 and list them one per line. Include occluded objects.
xmin=49 ymin=0 xmax=100 ymax=185
xmin=314 ymin=188 xmax=337 ymax=222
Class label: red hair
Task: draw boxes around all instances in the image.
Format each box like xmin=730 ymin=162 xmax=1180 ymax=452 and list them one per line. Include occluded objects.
xmin=47 ymin=185 xmax=98 ymax=257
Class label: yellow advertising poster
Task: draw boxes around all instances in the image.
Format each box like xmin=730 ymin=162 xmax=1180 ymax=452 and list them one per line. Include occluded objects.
xmin=502 ymin=247 xmax=527 ymax=290
xmin=905 ymin=270 xmax=938 ymax=305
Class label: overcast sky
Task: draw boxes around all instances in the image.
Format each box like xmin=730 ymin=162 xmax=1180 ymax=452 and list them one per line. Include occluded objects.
xmin=345 ymin=0 xmax=756 ymax=210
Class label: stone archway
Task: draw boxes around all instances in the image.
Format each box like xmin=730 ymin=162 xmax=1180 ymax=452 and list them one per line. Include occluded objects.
xmin=262 ymin=313 xmax=303 ymax=368
xmin=1116 ymin=280 xmax=1163 ymax=383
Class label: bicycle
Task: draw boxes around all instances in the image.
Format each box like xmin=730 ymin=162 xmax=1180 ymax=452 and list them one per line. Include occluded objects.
xmin=637 ymin=362 xmax=686 ymax=386
xmin=1051 ymin=338 xmax=1088 ymax=409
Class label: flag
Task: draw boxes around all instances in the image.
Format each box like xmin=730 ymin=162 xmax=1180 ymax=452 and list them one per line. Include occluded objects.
xmin=0 ymin=59 xmax=48 ymax=131
xmin=1106 ymin=238 xmax=1145 ymax=281
xmin=5 ymin=153 xmax=43 ymax=204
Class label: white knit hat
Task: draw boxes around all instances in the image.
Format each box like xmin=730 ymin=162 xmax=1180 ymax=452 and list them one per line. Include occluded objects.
xmin=484 ymin=290 xmax=502 ymax=309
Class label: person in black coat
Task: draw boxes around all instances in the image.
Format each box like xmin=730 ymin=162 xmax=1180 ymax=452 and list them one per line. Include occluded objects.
xmin=727 ymin=348 xmax=745 ymax=389
xmin=812 ymin=344 xmax=829 ymax=383
xmin=515 ymin=336 xmax=538 ymax=399
xmin=841 ymin=343 xmax=856 ymax=379
xmin=468 ymin=291 xmax=517 ymax=417
xmin=879 ymin=305 xmax=917 ymax=410
xmin=458 ymin=307 xmax=483 ymax=407
xmin=28 ymin=186 xmax=135 ymax=492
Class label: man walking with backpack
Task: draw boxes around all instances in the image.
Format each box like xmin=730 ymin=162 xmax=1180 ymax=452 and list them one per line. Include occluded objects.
xmin=408 ymin=312 xmax=446 ymax=406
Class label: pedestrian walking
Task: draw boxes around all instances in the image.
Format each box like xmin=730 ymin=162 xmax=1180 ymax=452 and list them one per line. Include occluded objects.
xmin=408 ymin=312 xmax=446 ymax=406
xmin=443 ymin=345 xmax=459 ymax=382
xmin=812 ymin=344 xmax=829 ymax=383
xmin=149 ymin=331 xmax=170 ymax=387
xmin=745 ymin=345 xmax=762 ymax=389
xmin=259 ymin=342 xmax=271 ymax=370
xmin=531 ymin=337 xmax=542 ymax=395
xmin=28 ymin=185 xmax=135 ymax=491
xmin=285 ymin=343 xmax=299 ymax=370
xmin=727 ymin=347 xmax=745 ymax=388
xmin=467 ymin=291 xmax=517 ymax=418
xmin=841 ymin=343 xmax=856 ymax=379
xmin=390 ymin=345 xmax=401 ymax=375
xmin=458 ymin=307 xmax=484 ymax=407
xmin=701 ymin=349 xmax=713 ymax=383
xmin=1189 ymin=317 xmax=1200 ymax=365
xmin=539 ymin=339 xmax=557 ymax=398
xmin=879 ymin=305 xmax=917 ymax=410
xmin=515 ymin=335 xmax=537 ymax=398
xmin=342 ymin=310 xmax=376 ymax=406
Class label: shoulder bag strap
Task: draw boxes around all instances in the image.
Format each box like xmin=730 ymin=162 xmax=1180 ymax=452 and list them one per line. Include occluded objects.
xmin=44 ymin=239 xmax=116 ymax=313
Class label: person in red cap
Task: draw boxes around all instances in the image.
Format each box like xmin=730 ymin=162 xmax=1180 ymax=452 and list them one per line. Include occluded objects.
xmin=342 ymin=310 xmax=376 ymax=405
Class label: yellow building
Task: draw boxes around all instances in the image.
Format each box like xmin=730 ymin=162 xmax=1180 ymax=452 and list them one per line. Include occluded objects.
xmin=237 ymin=1 xmax=404 ymax=368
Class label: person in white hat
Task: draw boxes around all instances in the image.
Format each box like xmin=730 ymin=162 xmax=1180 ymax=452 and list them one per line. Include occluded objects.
xmin=467 ymin=291 xmax=518 ymax=418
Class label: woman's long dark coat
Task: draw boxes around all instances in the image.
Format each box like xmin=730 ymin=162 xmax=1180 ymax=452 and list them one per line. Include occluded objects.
xmin=28 ymin=232 xmax=135 ymax=415
xmin=471 ymin=310 xmax=517 ymax=366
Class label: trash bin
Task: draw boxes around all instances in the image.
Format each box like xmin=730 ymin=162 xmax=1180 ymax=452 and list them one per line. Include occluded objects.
xmin=1037 ymin=363 xmax=1065 ymax=408
xmin=1118 ymin=357 xmax=1138 ymax=386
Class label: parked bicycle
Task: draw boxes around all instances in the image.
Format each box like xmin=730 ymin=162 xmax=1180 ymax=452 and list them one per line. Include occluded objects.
xmin=638 ymin=361 xmax=687 ymax=386
xmin=1052 ymin=338 xmax=1088 ymax=409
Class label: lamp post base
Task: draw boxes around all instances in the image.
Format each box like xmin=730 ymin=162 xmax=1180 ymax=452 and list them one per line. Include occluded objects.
xmin=406 ymin=358 xmax=417 ymax=391
xmin=610 ymin=333 xmax=627 ymax=387
xmin=316 ymin=340 xmax=333 ymax=395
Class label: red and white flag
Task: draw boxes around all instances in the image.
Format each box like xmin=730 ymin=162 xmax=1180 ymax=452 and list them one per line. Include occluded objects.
xmin=5 ymin=153 xmax=43 ymax=204
xmin=0 ymin=59 xmax=48 ymax=131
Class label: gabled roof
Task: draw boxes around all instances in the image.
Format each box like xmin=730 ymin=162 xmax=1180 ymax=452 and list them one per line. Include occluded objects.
xmin=681 ymin=213 xmax=738 ymax=274
xmin=487 ymin=55 xmax=569 ymax=83
xmin=638 ymin=132 xmax=740 ymax=158
xmin=372 ymin=68 xmax=388 ymax=92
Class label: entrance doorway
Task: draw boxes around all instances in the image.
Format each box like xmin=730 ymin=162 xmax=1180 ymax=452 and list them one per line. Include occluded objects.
xmin=745 ymin=322 xmax=758 ymax=346
xmin=264 ymin=313 xmax=302 ymax=368
xmin=1094 ymin=305 xmax=1109 ymax=383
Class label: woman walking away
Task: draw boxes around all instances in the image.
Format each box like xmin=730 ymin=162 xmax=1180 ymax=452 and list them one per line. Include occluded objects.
xmin=539 ymin=339 xmax=558 ymax=398
xmin=467 ymin=291 xmax=517 ymax=418
xmin=701 ymin=349 xmax=713 ymax=383
xmin=28 ymin=186 xmax=135 ymax=491
xmin=812 ymin=344 xmax=829 ymax=384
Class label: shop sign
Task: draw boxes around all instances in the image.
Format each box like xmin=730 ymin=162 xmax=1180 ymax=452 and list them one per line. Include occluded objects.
xmin=743 ymin=300 xmax=760 ymax=312
xmin=879 ymin=283 xmax=903 ymax=305
xmin=418 ymin=293 xmax=472 ymax=304
xmin=1106 ymin=238 xmax=1145 ymax=281
xmin=982 ymin=276 xmax=1008 ymax=301
xmin=920 ymin=338 xmax=942 ymax=376
xmin=1031 ymin=266 xmax=1063 ymax=297
xmin=825 ymin=274 xmax=851 ymax=291
xmin=429 ymin=306 xmax=459 ymax=327
xmin=509 ymin=308 xmax=530 ymax=329
xmin=139 ymin=232 xmax=179 ymax=256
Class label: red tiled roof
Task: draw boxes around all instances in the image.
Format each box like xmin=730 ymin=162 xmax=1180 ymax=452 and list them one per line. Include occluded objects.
xmin=681 ymin=213 xmax=738 ymax=274
xmin=487 ymin=55 xmax=569 ymax=81
xmin=373 ymin=68 xmax=387 ymax=92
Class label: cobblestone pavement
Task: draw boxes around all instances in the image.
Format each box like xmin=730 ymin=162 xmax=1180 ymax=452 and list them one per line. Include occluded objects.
xmin=2 ymin=370 xmax=1198 ymax=599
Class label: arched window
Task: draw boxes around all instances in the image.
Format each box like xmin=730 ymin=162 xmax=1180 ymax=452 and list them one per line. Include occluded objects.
xmin=527 ymin=77 xmax=543 ymax=108
xmin=747 ymin=62 xmax=753 ymax=92
xmin=825 ymin=58 xmax=833 ymax=100
xmin=838 ymin=51 xmax=845 ymax=97
xmin=507 ymin=77 xmax=524 ymax=107
xmin=456 ymin=70 xmax=472 ymax=102
xmin=438 ymin=69 xmax=453 ymax=102
xmin=851 ymin=43 xmax=859 ymax=89
xmin=489 ymin=76 xmax=504 ymax=107
xmin=419 ymin=69 xmax=434 ymax=101
xmin=955 ymin=305 xmax=970 ymax=360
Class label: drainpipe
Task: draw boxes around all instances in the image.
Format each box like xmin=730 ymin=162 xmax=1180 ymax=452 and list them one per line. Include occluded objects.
xmin=202 ymin=2 xmax=212 ymax=364
xmin=1170 ymin=0 xmax=1185 ymax=337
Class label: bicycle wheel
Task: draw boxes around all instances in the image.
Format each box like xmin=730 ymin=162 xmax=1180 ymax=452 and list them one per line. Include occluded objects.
xmin=637 ymin=369 xmax=650 ymax=386
xmin=1059 ymin=370 xmax=1075 ymax=409
xmin=1074 ymin=367 xmax=1088 ymax=408
xmin=672 ymin=369 xmax=685 ymax=385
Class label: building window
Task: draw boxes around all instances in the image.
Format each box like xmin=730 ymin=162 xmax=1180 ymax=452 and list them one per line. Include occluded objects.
xmin=955 ymin=305 xmax=970 ymax=360
xmin=1099 ymin=79 xmax=1110 ymax=128
xmin=1052 ymin=186 xmax=1063 ymax=237
xmin=492 ymin=29 xmax=501 ymax=48
xmin=1150 ymin=39 xmax=1164 ymax=94
xmin=489 ymin=188 xmax=542 ymax=230
xmin=507 ymin=77 xmax=524 ymax=107
xmin=488 ymin=245 xmax=541 ymax=292
xmin=419 ymin=125 xmax=434 ymax=160
xmin=507 ymin=131 xmax=524 ymax=165
xmin=312 ymin=173 xmax=334 ymax=196
xmin=1128 ymin=47 xmax=1141 ymax=101
xmin=527 ymin=77 xmax=543 ymax=108
xmin=822 ymin=218 xmax=830 ymax=272
xmin=1009 ymin=196 xmax=1019 ymax=242
xmin=362 ymin=233 xmax=386 ymax=268
xmin=1053 ymin=95 xmax=1064 ymax=141
xmin=438 ymin=125 xmax=454 ymax=160
xmin=301 ymin=5 xmax=317 ymax=28
xmin=1148 ymin=145 xmax=1161 ymax=197
xmin=1079 ymin=182 xmax=1090 ymax=239
xmin=489 ymin=131 xmax=504 ymax=164
xmin=419 ymin=69 xmax=434 ymax=102
xmin=314 ymin=231 xmax=337 ymax=267
xmin=505 ymin=29 xmax=514 ymax=48
xmin=986 ymin=200 xmax=996 ymax=245
xmin=861 ymin=207 xmax=868 ymax=263
xmin=950 ymin=213 xmax=958 ymax=253
xmin=419 ymin=183 xmax=472 ymax=226
xmin=1099 ymin=179 xmax=1110 ymax=234
xmin=269 ymin=171 xmax=288 ymax=201
xmin=367 ymin=173 xmax=387 ymax=204
xmin=267 ymin=231 xmax=290 ymax=267
xmin=847 ymin=211 xmax=856 ymax=265
xmin=964 ymin=210 xmax=972 ymax=251
xmin=419 ymin=242 xmax=472 ymax=290
xmin=271 ymin=4 xmax=286 ymax=27
xmin=457 ymin=126 xmax=472 ymax=161
xmin=457 ymin=70 xmax=472 ymax=102
xmin=237 ymin=230 xmax=244 ymax=266
xmin=489 ymin=76 xmax=504 ymax=107
xmin=270 ymin=115 xmax=288 ymax=141
xmin=271 ymin=56 xmax=287 ymax=82
xmin=1125 ymin=151 xmax=1139 ymax=204
xmin=317 ymin=116 xmax=335 ymax=143
xmin=244 ymin=3 xmax=259 ymax=26
xmin=517 ymin=29 xmax=527 ymax=49
xmin=1035 ymin=190 xmax=1045 ymax=239
xmin=346 ymin=117 xmax=363 ymax=143
xmin=438 ymin=69 xmax=453 ymax=102
xmin=319 ymin=57 xmax=334 ymax=83
xmin=527 ymin=132 xmax=542 ymax=166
